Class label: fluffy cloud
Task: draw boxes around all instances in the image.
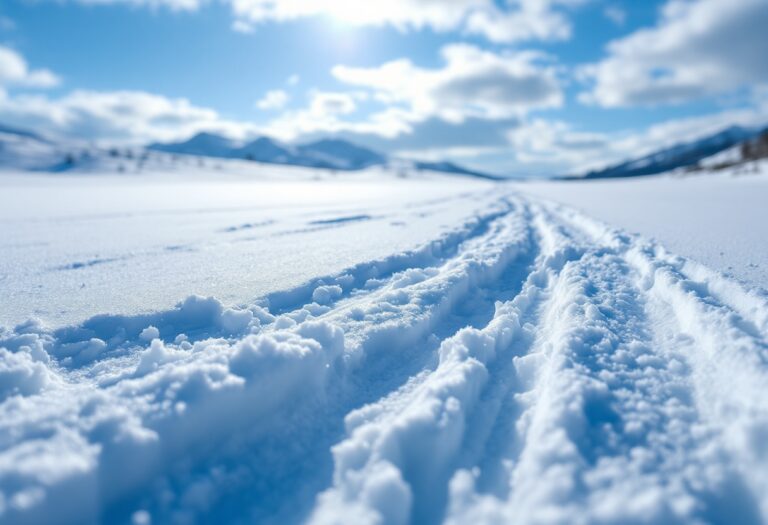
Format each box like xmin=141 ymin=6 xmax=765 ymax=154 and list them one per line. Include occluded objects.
xmin=466 ymin=0 xmax=586 ymax=43
xmin=255 ymin=89 xmax=289 ymax=110
xmin=256 ymin=44 xmax=562 ymax=153
xmin=309 ymin=91 xmax=357 ymax=116
xmin=262 ymin=92 xmax=407 ymax=141
xmin=602 ymin=6 xmax=626 ymax=26
xmin=229 ymin=0 xmax=481 ymax=30
xmin=0 ymin=46 xmax=60 ymax=89
xmin=333 ymin=44 xmax=562 ymax=125
xmin=0 ymin=90 xmax=259 ymax=143
xmin=228 ymin=0 xmax=585 ymax=42
xmin=507 ymin=119 xmax=611 ymax=169
xmin=315 ymin=116 xmax=515 ymax=160
xmin=507 ymin=105 xmax=768 ymax=174
xmin=58 ymin=0 xmax=203 ymax=10
xmin=46 ymin=0 xmax=587 ymax=42
xmin=581 ymin=0 xmax=768 ymax=107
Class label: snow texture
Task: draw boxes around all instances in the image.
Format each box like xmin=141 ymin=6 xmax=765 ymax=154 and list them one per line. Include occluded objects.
xmin=0 ymin=169 xmax=495 ymax=327
xmin=1 ymin=169 xmax=768 ymax=525
xmin=515 ymin=160 xmax=768 ymax=290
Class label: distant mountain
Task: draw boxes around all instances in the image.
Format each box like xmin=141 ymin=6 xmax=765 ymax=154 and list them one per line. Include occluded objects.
xmin=296 ymin=139 xmax=386 ymax=170
xmin=238 ymin=137 xmax=292 ymax=163
xmin=580 ymin=125 xmax=761 ymax=179
xmin=148 ymin=133 xmax=382 ymax=170
xmin=738 ymin=129 xmax=768 ymax=161
xmin=148 ymin=131 xmax=498 ymax=178
xmin=0 ymin=123 xmax=501 ymax=179
xmin=413 ymin=160 xmax=504 ymax=181
xmin=0 ymin=123 xmax=62 ymax=170
xmin=149 ymin=132 xmax=238 ymax=158
xmin=0 ymin=123 xmax=49 ymax=143
xmin=0 ymin=122 xmax=190 ymax=173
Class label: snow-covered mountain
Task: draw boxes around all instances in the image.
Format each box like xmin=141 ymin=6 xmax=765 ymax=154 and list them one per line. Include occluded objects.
xmin=0 ymin=124 xmax=191 ymax=173
xmin=148 ymin=132 xmax=502 ymax=176
xmin=0 ymin=123 xmax=61 ymax=170
xmin=413 ymin=159 xmax=502 ymax=180
xmin=237 ymin=136 xmax=293 ymax=163
xmin=696 ymin=129 xmax=768 ymax=170
xmin=0 ymin=123 xmax=499 ymax=178
xmin=149 ymin=131 xmax=238 ymax=158
xmin=580 ymin=125 xmax=762 ymax=179
xmin=148 ymin=133 xmax=386 ymax=170
xmin=295 ymin=138 xmax=386 ymax=170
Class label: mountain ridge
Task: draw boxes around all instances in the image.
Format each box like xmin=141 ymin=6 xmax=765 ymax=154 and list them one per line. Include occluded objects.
xmin=148 ymin=131 xmax=501 ymax=177
xmin=577 ymin=125 xmax=763 ymax=179
xmin=0 ymin=123 xmax=503 ymax=179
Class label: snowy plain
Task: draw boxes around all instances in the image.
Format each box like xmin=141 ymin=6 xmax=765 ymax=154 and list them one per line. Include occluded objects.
xmin=1 ymin=162 xmax=768 ymax=525
xmin=514 ymin=162 xmax=768 ymax=291
xmin=0 ymin=166 xmax=494 ymax=328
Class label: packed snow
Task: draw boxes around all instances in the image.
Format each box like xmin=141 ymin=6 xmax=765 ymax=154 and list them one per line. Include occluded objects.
xmin=515 ymin=160 xmax=768 ymax=290
xmin=1 ymin=164 xmax=768 ymax=525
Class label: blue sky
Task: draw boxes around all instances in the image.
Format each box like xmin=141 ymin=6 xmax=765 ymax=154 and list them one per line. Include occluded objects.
xmin=0 ymin=0 xmax=766 ymax=176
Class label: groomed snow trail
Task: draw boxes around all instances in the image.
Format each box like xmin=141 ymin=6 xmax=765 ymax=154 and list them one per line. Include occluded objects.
xmin=1 ymin=190 xmax=768 ymax=525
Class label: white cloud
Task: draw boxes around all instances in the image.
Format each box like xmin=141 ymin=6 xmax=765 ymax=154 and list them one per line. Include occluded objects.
xmin=63 ymin=0 xmax=203 ymax=11
xmin=0 ymin=46 xmax=60 ymax=89
xmin=466 ymin=0 xmax=586 ymax=43
xmin=0 ymin=89 xmax=259 ymax=143
xmin=229 ymin=0 xmax=483 ymax=30
xmin=396 ymin=145 xmax=506 ymax=161
xmin=228 ymin=0 xmax=586 ymax=42
xmin=253 ymin=44 xmax=562 ymax=149
xmin=603 ymin=5 xmax=626 ymax=26
xmin=309 ymin=91 xmax=356 ymax=116
xmin=231 ymin=19 xmax=254 ymax=33
xmin=41 ymin=0 xmax=588 ymax=42
xmin=507 ymin=105 xmax=768 ymax=173
xmin=255 ymin=89 xmax=289 ymax=110
xmin=581 ymin=0 xmax=768 ymax=107
xmin=507 ymin=119 xmax=611 ymax=169
xmin=332 ymin=44 xmax=562 ymax=126
xmin=260 ymin=91 xmax=404 ymax=141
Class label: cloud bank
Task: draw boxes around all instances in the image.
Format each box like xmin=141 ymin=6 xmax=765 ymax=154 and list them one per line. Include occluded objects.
xmin=581 ymin=0 xmax=768 ymax=107
xmin=0 ymin=46 xmax=60 ymax=89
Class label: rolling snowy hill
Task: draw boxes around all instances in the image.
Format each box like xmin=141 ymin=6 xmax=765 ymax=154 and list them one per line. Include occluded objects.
xmin=0 ymin=124 xmax=61 ymax=170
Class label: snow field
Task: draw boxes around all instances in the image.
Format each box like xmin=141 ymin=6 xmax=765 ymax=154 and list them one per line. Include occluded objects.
xmin=1 ymin=189 xmax=767 ymax=524
xmin=513 ymin=164 xmax=768 ymax=290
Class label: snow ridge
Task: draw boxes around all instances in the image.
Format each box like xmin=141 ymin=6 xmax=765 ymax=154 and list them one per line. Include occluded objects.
xmin=1 ymin=194 xmax=768 ymax=525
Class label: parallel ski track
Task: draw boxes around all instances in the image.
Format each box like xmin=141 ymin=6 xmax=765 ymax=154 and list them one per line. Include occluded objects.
xmin=2 ymin=190 xmax=768 ymax=525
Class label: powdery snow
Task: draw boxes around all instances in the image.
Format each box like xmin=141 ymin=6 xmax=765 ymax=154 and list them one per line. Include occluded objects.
xmin=0 ymin=169 xmax=494 ymax=327
xmin=514 ymin=161 xmax=768 ymax=290
xmin=1 ymin=167 xmax=768 ymax=525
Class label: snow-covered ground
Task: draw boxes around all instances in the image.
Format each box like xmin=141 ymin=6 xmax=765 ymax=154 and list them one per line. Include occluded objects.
xmin=0 ymin=167 xmax=493 ymax=328
xmin=514 ymin=161 xmax=768 ymax=290
xmin=1 ymin=165 xmax=768 ymax=525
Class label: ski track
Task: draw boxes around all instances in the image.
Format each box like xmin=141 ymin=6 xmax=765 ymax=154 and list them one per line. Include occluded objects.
xmin=1 ymin=190 xmax=768 ymax=525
